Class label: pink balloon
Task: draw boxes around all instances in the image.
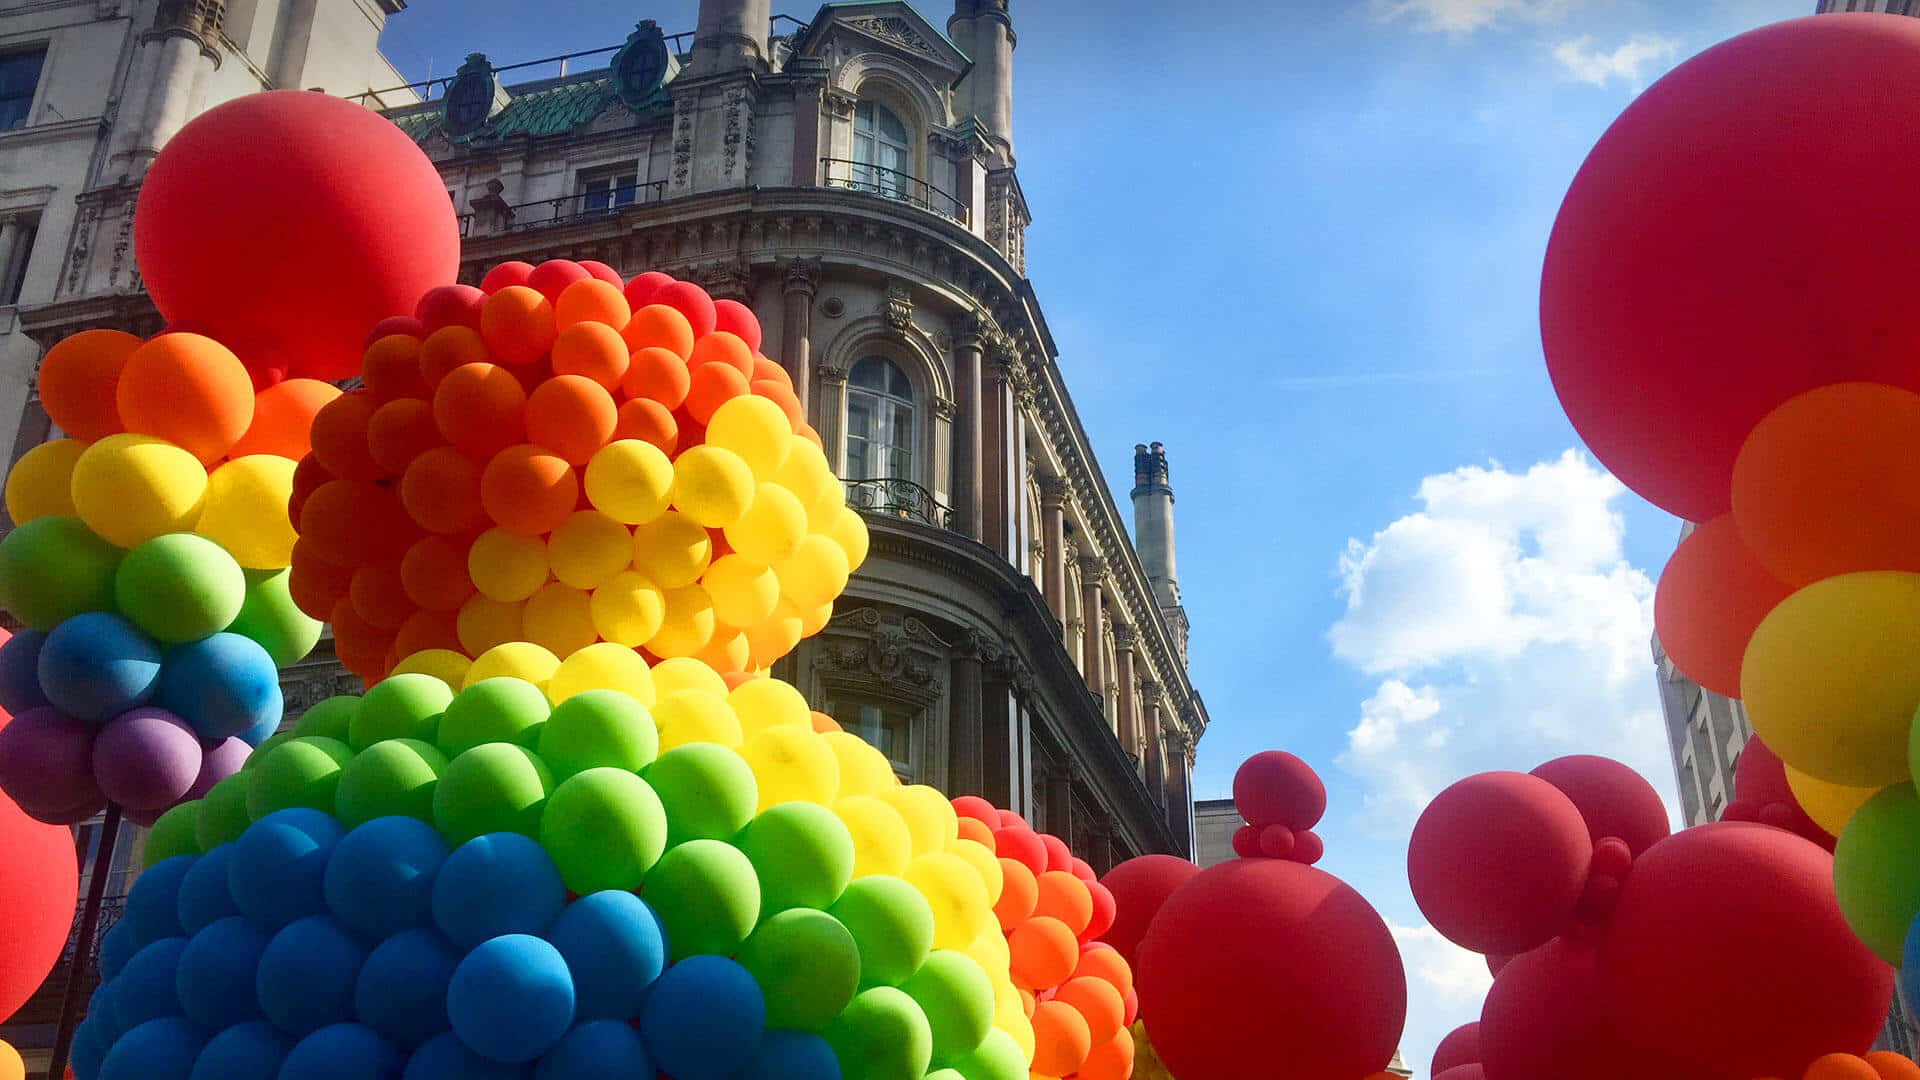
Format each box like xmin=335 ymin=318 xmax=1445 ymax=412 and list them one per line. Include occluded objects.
xmin=0 ymin=707 xmax=102 ymax=821
xmin=1432 ymin=1021 xmax=1482 ymax=1074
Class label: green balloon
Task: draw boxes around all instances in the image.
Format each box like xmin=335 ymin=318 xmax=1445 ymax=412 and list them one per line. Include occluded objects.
xmin=0 ymin=516 xmax=120 ymax=630
xmin=950 ymin=1028 xmax=1027 ymax=1080
xmin=926 ymin=1071 xmax=965 ymax=1080
xmin=902 ymin=950 xmax=994 ymax=1066
xmin=229 ymin=568 xmax=322 ymax=666
xmin=334 ymin=738 xmax=447 ymax=827
xmin=645 ymin=837 xmax=760 ymax=962
xmin=246 ymin=736 xmax=354 ymax=819
xmin=737 ymin=801 xmax=854 ymax=917
xmin=142 ymin=801 xmax=202 ymax=868
xmin=737 ymin=908 xmax=861 ymax=1030
xmin=1834 ymin=782 xmax=1920 ymax=963
xmin=243 ymin=731 xmax=296 ymax=768
xmin=829 ymin=876 xmax=934 ymax=989
xmin=194 ymin=772 xmax=255 ymax=850
xmin=114 ymin=533 xmax=245 ymax=643
xmin=539 ymin=768 xmax=667 ymax=893
xmin=433 ymin=742 xmax=552 ymax=845
xmin=351 ymin=673 xmax=453 ymax=750
xmin=642 ymin=743 xmax=757 ymax=848
xmin=536 ymin=689 xmax=659 ymax=779
xmin=292 ymin=696 xmax=360 ymax=741
xmin=438 ymin=678 xmax=550 ymax=758
xmin=824 ymin=986 xmax=933 ymax=1080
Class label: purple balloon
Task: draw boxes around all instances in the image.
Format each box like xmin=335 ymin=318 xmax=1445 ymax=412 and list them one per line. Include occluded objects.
xmin=0 ymin=706 xmax=102 ymax=815
xmin=185 ymin=737 xmax=251 ymax=801
xmin=93 ymin=707 xmax=203 ymax=812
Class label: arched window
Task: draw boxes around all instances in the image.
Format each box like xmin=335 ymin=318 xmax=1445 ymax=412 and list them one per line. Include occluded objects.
xmin=852 ymin=99 xmax=913 ymax=199
xmin=846 ymin=356 xmax=915 ymax=481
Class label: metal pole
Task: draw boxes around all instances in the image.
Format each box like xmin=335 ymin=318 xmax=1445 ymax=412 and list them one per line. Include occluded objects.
xmin=47 ymin=805 xmax=122 ymax=1080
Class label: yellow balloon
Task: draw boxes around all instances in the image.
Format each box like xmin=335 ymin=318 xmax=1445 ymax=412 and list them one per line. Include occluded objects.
xmin=584 ymin=438 xmax=675 ymax=524
xmin=694 ymin=629 xmax=749 ymax=675
xmin=523 ymin=581 xmax=596 ymax=659
xmin=745 ymin=608 xmax=805 ymax=670
xmin=671 ymin=445 xmax=755 ymax=528
xmin=469 ymin=527 xmax=550 ymax=602
xmin=774 ymin=437 xmax=836 ymax=509
xmin=905 ymin=851 xmax=992 ymax=950
xmin=706 ymin=395 xmax=793 ymax=480
xmin=456 ymin=593 xmax=525 ymax=656
xmin=804 ymin=472 xmax=847 ymax=533
xmin=632 ymin=510 xmax=713 ymax=589
xmin=652 ymin=656 xmax=730 ymax=699
xmin=775 ymin=534 xmax=852 ymax=610
xmin=70 ymin=433 xmax=207 ymax=548
xmin=724 ymin=483 xmax=808 ymax=567
xmin=799 ymin=599 xmax=835 ymax=638
xmin=829 ymin=506 xmax=871 ymax=572
xmin=704 ymin=554 xmax=781 ymax=628
xmin=834 ymin=794 xmax=913 ymax=878
xmin=5 ymin=438 xmax=83 ymax=524
xmin=825 ymin=731 xmax=897 ymax=798
xmin=194 ymin=454 xmax=298 ymax=569
xmin=547 ymin=510 xmax=633 ymax=590
xmin=882 ymin=784 xmax=960 ymax=859
xmin=647 ymin=584 xmax=716 ymax=659
xmin=464 ymin=641 xmax=560 ymax=689
xmin=728 ymin=676 xmax=811 ymax=739
xmin=653 ymin=688 xmax=742 ymax=751
xmin=389 ymin=649 xmax=469 ymax=691
xmin=949 ymin=836 xmax=1005 ymax=906
xmin=0 ymin=1036 xmax=23 ymax=1080
xmin=967 ymin=925 xmax=1012 ymax=976
xmin=1784 ymin=760 xmax=1880 ymax=837
xmin=1743 ymin=570 xmax=1920 ymax=787
xmin=590 ymin=570 xmax=666 ymax=647
xmin=548 ymin=641 xmax=655 ymax=707
xmin=742 ymin=725 xmax=840 ymax=810
xmin=995 ymin=994 xmax=1036 ymax=1061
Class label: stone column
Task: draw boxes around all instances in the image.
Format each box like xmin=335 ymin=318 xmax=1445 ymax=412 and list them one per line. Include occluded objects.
xmin=816 ymin=362 xmax=850 ymax=473
xmin=1165 ymin=726 xmax=1194 ymax=857
xmin=1039 ymin=475 xmax=1068 ymax=620
xmin=951 ymin=315 xmax=987 ymax=540
xmin=981 ymin=337 xmax=1013 ymax=559
xmin=790 ymin=73 xmax=826 ymax=185
xmin=948 ymin=633 xmax=989 ymax=798
xmin=781 ymin=258 xmax=819 ymax=416
xmin=1044 ymin=766 xmax=1073 ymax=846
xmin=1113 ymin=624 xmax=1138 ymax=755
xmin=1079 ymin=557 xmax=1106 ymax=694
xmin=1141 ymin=681 xmax=1164 ymax=799
xmin=981 ymin=656 xmax=1015 ymax=808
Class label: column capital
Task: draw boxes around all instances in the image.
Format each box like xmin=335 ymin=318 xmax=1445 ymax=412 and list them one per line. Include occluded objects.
xmin=1077 ymin=555 xmax=1107 ymax=582
xmin=817 ymin=362 xmax=848 ymax=385
xmin=956 ymin=307 xmax=996 ymax=349
xmin=1111 ymin=624 xmax=1137 ymax=652
xmin=782 ymin=255 xmax=822 ymax=295
xmin=1037 ymin=473 xmax=1069 ymax=506
xmin=1138 ymin=679 xmax=1164 ymax=704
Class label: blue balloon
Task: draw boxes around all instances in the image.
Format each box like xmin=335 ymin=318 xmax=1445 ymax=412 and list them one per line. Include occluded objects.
xmin=639 ymin=955 xmax=766 ymax=1080
xmin=533 ymin=1020 xmax=653 ymax=1080
xmin=38 ymin=612 xmax=161 ymax=723
xmin=156 ymin=632 xmax=282 ymax=742
xmin=0 ymin=628 xmax=49 ymax=713
xmin=227 ymin=808 xmax=342 ymax=930
xmin=176 ymin=845 xmax=241 ymax=935
xmin=174 ymin=916 xmax=267 ymax=1030
xmin=546 ymin=891 xmax=666 ymax=1020
xmin=1902 ymin=911 xmax=1920 ymax=1017
xmin=121 ymin=853 xmax=197 ymax=949
xmin=99 ymin=1016 xmax=204 ymax=1080
xmin=745 ymin=1029 xmax=842 ymax=1080
xmin=110 ymin=936 xmax=188 ymax=1033
xmin=324 ymin=816 xmax=448 ymax=940
xmin=430 ymin=833 xmax=564 ymax=950
xmin=84 ymin=979 xmax=125 ymax=1047
xmin=238 ymin=708 xmax=280 ymax=747
xmin=446 ymin=934 xmax=575 ymax=1065
xmin=354 ymin=928 xmax=459 ymax=1050
xmin=71 ymin=1013 xmax=109 ymax=1080
xmin=401 ymin=1032 xmax=530 ymax=1080
xmin=256 ymin=914 xmax=366 ymax=1037
xmin=187 ymin=1021 xmax=290 ymax=1080
xmin=279 ymin=1022 xmax=400 ymax=1080
xmin=99 ymin=917 xmax=138 ymax=980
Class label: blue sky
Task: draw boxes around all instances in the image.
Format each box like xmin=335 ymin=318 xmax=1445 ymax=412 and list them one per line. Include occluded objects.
xmin=380 ymin=1 xmax=1812 ymax=1074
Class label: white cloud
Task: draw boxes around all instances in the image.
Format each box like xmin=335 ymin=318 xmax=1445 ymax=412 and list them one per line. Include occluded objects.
xmin=1552 ymin=34 xmax=1679 ymax=87
xmin=1390 ymin=922 xmax=1494 ymax=1077
xmin=1371 ymin=0 xmax=1581 ymax=34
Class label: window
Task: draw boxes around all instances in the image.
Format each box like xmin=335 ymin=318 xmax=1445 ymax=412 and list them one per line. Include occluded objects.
xmin=845 ymin=356 xmax=915 ymax=481
xmin=578 ymin=162 xmax=640 ymax=214
xmin=831 ymin=700 xmax=916 ymax=781
xmin=852 ymin=100 xmax=912 ymax=199
xmin=0 ymin=48 xmax=45 ymax=132
xmin=3 ymin=217 xmax=36 ymax=305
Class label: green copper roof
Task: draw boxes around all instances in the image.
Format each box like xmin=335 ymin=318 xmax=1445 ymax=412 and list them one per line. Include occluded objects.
xmin=384 ymin=66 xmax=666 ymax=145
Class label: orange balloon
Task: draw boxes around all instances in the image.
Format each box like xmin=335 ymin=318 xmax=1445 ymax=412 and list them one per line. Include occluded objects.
xmin=1732 ymin=382 xmax=1920 ymax=586
xmin=350 ymin=562 xmax=414 ymax=631
xmin=432 ymin=363 xmax=527 ymax=459
xmin=38 ymin=328 xmax=139 ymax=441
xmin=555 ymin=278 xmax=631 ymax=330
xmin=623 ymin=303 xmax=695 ymax=360
xmin=419 ymin=325 xmax=490 ymax=388
xmin=330 ymin=596 xmax=396 ymax=665
xmin=289 ymin=538 xmax=354 ymax=620
xmin=1030 ymin=999 xmax=1093 ymax=1077
xmin=1009 ymin=916 xmax=1078 ymax=991
xmin=1071 ymin=944 xmax=1133 ymax=999
xmin=552 ymin=322 xmax=631 ymax=390
xmin=481 ymin=285 xmax=557 ymax=366
xmin=799 ymin=425 xmax=823 ymax=451
xmin=689 ymin=331 xmax=754 ymax=377
xmin=623 ymin=346 xmax=692 ymax=410
xmin=308 ymin=390 xmax=384 ymax=480
xmin=752 ymin=355 xmax=793 ymax=390
xmin=117 ymin=333 xmax=255 ymax=464
xmin=401 ymin=534 xmax=476 ymax=611
xmin=810 ymin=710 xmax=841 ymax=733
xmin=1052 ymin=977 xmax=1125 ymax=1045
xmin=1653 ymin=514 xmax=1792 ymax=699
xmin=695 ymin=629 xmax=750 ymax=675
xmin=363 ymin=334 xmax=430 ymax=402
xmin=685 ymin=362 xmax=749 ymax=425
xmin=1034 ymin=871 xmax=1093 ymax=936
xmin=300 ymin=479 xmax=384 ymax=565
xmin=481 ymin=445 xmax=579 ymax=536
xmin=1804 ymin=1054 xmax=1884 ymax=1080
xmin=458 ymin=593 xmax=525 ymax=656
xmin=394 ymin=608 xmax=462 ymax=657
xmin=957 ymin=816 xmax=996 ymax=851
xmin=526 ymin=375 xmax=618 ymax=466
xmin=228 ymin=379 xmax=340 ymax=460
xmin=1078 ymin=1027 xmax=1135 ymax=1080
xmin=613 ymin=398 xmax=679 ymax=456
xmin=401 ymin=446 xmax=486 ymax=535
xmin=996 ymin=857 xmax=1040 ymax=931
xmin=753 ymin=380 xmax=806 ymax=432
xmin=367 ymin=398 xmax=442 ymax=475
xmin=1866 ymin=1051 xmax=1920 ymax=1080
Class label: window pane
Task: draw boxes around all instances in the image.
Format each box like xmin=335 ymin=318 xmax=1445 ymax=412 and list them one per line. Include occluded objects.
xmin=0 ymin=49 xmax=44 ymax=132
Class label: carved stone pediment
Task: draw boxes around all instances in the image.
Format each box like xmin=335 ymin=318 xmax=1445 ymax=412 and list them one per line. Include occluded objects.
xmin=815 ymin=606 xmax=949 ymax=706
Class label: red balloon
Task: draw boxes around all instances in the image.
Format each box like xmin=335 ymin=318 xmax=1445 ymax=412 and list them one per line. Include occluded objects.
xmin=1137 ymin=858 xmax=1406 ymax=1080
xmin=654 ymin=281 xmax=718 ymax=337
xmin=1082 ymin=880 xmax=1116 ymax=942
xmin=1653 ymin=515 xmax=1793 ymax=700
xmin=579 ymin=260 xmax=625 ymax=288
xmin=624 ymin=270 xmax=674 ymax=310
xmin=414 ymin=284 xmax=486 ymax=333
xmin=134 ymin=91 xmax=459 ymax=381
xmin=1725 ymin=737 xmax=1834 ymax=850
xmin=1099 ymin=854 xmax=1200 ymax=968
xmin=481 ymin=261 xmax=535 ymax=294
xmin=952 ymin=796 xmax=997 ymax=827
xmin=1528 ymin=756 xmax=1671 ymax=859
xmin=363 ymin=316 xmax=423 ymax=350
xmin=712 ymin=299 xmax=763 ymax=352
xmin=1408 ymin=772 xmax=1591 ymax=955
xmin=1600 ymin=822 xmax=1892 ymax=1080
xmin=1232 ymin=750 xmax=1326 ymax=830
xmin=1292 ymin=829 xmax=1324 ymax=866
xmin=1541 ymin=15 xmax=1920 ymax=522
xmin=993 ymin=826 xmax=1047 ymax=877
xmin=1435 ymin=1068 xmax=1487 ymax=1080
xmin=527 ymin=259 xmax=591 ymax=302
xmin=1040 ymin=833 xmax=1073 ymax=874
xmin=1432 ymin=1022 xmax=1482 ymax=1074
xmin=1230 ymin=825 xmax=1260 ymax=859
xmin=0 ymin=781 xmax=79 ymax=1021
xmin=1479 ymin=939 xmax=1653 ymax=1080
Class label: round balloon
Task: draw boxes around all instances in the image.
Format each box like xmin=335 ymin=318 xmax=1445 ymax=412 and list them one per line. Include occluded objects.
xmin=1653 ymin=515 xmax=1793 ymax=700
xmin=0 ymin=783 xmax=79 ymax=1019
xmin=1407 ymin=772 xmax=1591 ymax=955
xmin=1527 ymin=755 xmax=1670 ymax=858
xmin=1098 ymin=854 xmax=1200 ymax=967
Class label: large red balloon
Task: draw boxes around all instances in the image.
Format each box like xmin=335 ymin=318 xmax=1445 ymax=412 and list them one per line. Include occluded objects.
xmin=1529 ymin=756 xmax=1671 ymax=859
xmin=1136 ymin=858 xmax=1405 ymax=1080
xmin=1408 ymin=772 xmax=1591 ymax=955
xmin=0 ymin=779 xmax=79 ymax=1021
xmin=1540 ymin=14 xmax=1920 ymax=522
xmin=1600 ymin=822 xmax=1892 ymax=1079
xmin=1479 ymin=938 xmax=1697 ymax=1080
xmin=135 ymin=91 xmax=460 ymax=380
xmin=1435 ymin=1068 xmax=1487 ymax=1080
xmin=1725 ymin=737 xmax=1834 ymax=850
xmin=1098 ymin=854 xmax=1199 ymax=967
xmin=1653 ymin=515 xmax=1793 ymax=700
xmin=1431 ymin=1022 xmax=1482 ymax=1074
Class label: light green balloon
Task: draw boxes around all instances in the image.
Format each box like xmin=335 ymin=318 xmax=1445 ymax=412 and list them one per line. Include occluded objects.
xmin=829 ymin=875 xmax=934 ymax=989
xmin=951 ymin=1028 xmax=1027 ymax=1080
xmin=536 ymin=689 xmax=658 ymax=779
xmin=902 ymin=950 xmax=994 ymax=1066
xmin=737 ymin=908 xmax=861 ymax=1030
xmin=1834 ymin=782 xmax=1920 ymax=963
xmin=243 ymin=731 xmax=296 ymax=768
xmin=351 ymin=673 xmax=453 ymax=750
xmin=644 ymin=837 xmax=760 ymax=962
xmin=229 ymin=567 xmax=321 ymax=667
xmin=194 ymin=772 xmax=255 ymax=851
xmin=334 ymin=738 xmax=447 ymax=827
xmin=245 ymin=736 xmax=354 ymax=819
xmin=926 ymin=1070 xmax=965 ymax=1080
xmin=432 ymin=742 xmax=552 ymax=845
xmin=142 ymin=801 xmax=202 ymax=868
xmin=0 ymin=516 xmax=119 ymax=630
xmin=642 ymin=743 xmax=757 ymax=848
xmin=114 ymin=533 xmax=245 ymax=643
xmin=438 ymin=678 xmax=549 ymax=758
xmin=539 ymin=768 xmax=667 ymax=893
xmin=292 ymin=695 xmax=360 ymax=741
xmin=737 ymin=801 xmax=854 ymax=917
xmin=824 ymin=986 xmax=933 ymax=1080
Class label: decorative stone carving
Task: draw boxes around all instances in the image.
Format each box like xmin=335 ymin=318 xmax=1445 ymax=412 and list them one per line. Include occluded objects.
xmin=817 ymin=607 xmax=949 ymax=705
xmin=1112 ymin=624 xmax=1137 ymax=652
xmin=670 ymin=97 xmax=696 ymax=193
xmin=155 ymin=0 xmax=224 ymax=41
xmin=884 ymin=280 xmax=914 ymax=334
xmin=63 ymin=202 xmax=99 ymax=298
xmin=1078 ymin=555 xmax=1108 ymax=582
xmin=722 ymin=85 xmax=755 ymax=186
xmin=842 ymin=15 xmax=943 ymax=61
xmin=817 ymin=362 xmax=847 ymax=384
xmin=783 ymin=255 xmax=822 ymax=296
xmin=1037 ymin=473 xmax=1069 ymax=507
xmin=956 ymin=306 xmax=995 ymax=349
xmin=108 ymin=197 xmax=136 ymax=292
xmin=824 ymin=89 xmax=857 ymax=121
xmin=691 ymin=258 xmax=753 ymax=302
xmin=932 ymin=396 xmax=957 ymax=422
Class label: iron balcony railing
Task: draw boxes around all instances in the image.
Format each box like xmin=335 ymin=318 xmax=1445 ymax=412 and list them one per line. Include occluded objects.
xmin=459 ymin=183 xmax=669 ymax=237
xmin=820 ymin=158 xmax=969 ymax=227
xmin=843 ymin=477 xmax=955 ymax=530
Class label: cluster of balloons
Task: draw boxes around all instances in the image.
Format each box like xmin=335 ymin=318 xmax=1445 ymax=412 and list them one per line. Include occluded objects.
xmin=1436 ymin=1032 xmax=1920 ymax=1080
xmin=0 ymin=327 xmax=326 ymax=827
xmin=1102 ymin=752 xmax=1407 ymax=1080
xmin=1408 ymin=756 xmax=1891 ymax=1080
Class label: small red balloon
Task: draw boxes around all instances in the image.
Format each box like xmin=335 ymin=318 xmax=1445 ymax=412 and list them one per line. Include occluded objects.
xmin=414 ymin=284 xmax=486 ymax=332
xmin=993 ymin=826 xmax=1047 ymax=877
xmin=481 ymin=261 xmax=535 ymax=294
xmin=712 ymin=298 xmax=763 ymax=352
xmin=1432 ymin=1021 xmax=1482 ymax=1074
xmin=1233 ymin=750 xmax=1327 ymax=830
xmin=1230 ymin=825 xmax=1260 ymax=859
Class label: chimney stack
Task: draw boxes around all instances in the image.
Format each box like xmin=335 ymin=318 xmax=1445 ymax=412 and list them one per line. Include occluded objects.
xmin=689 ymin=0 xmax=771 ymax=76
xmin=948 ymin=0 xmax=1015 ymax=165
